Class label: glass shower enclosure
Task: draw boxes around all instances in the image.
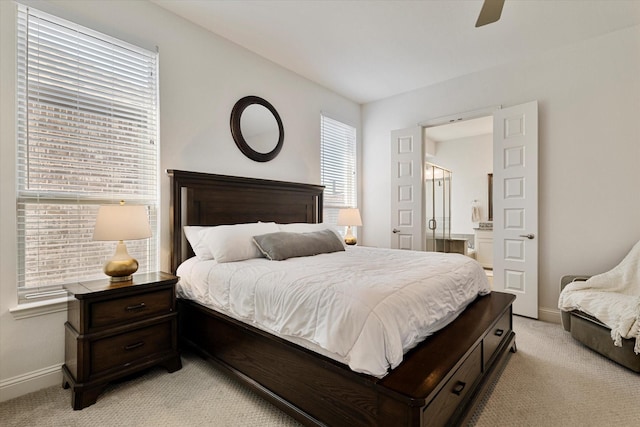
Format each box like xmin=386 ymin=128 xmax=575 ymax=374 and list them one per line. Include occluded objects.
xmin=425 ymin=163 xmax=452 ymax=252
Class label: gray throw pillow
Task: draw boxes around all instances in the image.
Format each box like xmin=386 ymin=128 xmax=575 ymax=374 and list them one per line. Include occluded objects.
xmin=253 ymin=229 xmax=345 ymax=261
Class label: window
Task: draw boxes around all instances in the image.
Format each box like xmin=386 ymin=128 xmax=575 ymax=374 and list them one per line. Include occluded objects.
xmin=16 ymin=6 xmax=159 ymax=301
xmin=320 ymin=115 xmax=357 ymax=230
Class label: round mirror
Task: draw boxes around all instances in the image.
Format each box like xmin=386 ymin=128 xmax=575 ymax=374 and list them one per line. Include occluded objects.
xmin=230 ymin=96 xmax=284 ymax=162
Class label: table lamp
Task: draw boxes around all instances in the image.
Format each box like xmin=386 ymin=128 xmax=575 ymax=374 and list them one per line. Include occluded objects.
xmin=93 ymin=201 xmax=152 ymax=282
xmin=337 ymin=208 xmax=362 ymax=245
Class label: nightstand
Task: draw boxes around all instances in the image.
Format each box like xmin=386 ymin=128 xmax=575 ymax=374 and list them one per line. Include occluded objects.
xmin=62 ymin=272 xmax=182 ymax=410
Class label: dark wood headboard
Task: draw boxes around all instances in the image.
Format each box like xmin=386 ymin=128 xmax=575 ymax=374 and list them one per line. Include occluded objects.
xmin=167 ymin=170 xmax=324 ymax=273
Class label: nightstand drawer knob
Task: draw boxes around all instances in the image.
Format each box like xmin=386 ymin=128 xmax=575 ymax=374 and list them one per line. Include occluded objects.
xmin=124 ymin=341 xmax=145 ymax=351
xmin=495 ymin=329 xmax=504 ymax=337
xmin=125 ymin=302 xmax=146 ymax=311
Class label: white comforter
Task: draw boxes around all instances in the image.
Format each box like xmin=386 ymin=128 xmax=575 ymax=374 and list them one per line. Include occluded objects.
xmin=177 ymin=246 xmax=490 ymax=377
xmin=558 ymin=240 xmax=640 ymax=354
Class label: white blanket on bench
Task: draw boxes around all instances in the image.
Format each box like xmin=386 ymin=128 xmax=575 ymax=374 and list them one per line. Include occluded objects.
xmin=558 ymin=240 xmax=640 ymax=354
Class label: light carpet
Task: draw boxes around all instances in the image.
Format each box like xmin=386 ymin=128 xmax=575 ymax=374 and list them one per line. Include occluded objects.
xmin=1 ymin=316 xmax=638 ymax=426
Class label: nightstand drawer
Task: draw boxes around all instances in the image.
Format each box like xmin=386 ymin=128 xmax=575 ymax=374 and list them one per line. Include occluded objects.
xmin=90 ymin=288 xmax=173 ymax=329
xmin=90 ymin=321 xmax=172 ymax=376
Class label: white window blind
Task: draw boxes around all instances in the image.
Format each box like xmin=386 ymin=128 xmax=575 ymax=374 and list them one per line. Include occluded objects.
xmin=16 ymin=5 xmax=159 ymax=301
xmin=320 ymin=115 xmax=357 ymax=229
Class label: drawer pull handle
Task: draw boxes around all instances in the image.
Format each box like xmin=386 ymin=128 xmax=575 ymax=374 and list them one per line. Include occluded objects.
xmin=452 ymin=381 xmax=466 ymax=396
xmin=125 ymin=302 xmax=146 ymax=311
xmin=495 ymin=329 xmax=504 ymax=337
xmin=124 ymin=341 xmax=144 ymax=351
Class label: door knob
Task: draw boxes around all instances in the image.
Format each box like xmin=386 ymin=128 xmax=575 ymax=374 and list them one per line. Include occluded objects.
xmin=392 ymin=228 xmax=400 ymax=234
xmin=519 ymin=234 xmax=535 ymax=240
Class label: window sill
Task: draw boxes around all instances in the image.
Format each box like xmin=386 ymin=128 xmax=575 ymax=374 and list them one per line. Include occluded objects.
xmin=9 ymin=296 xmax=71 ymax=320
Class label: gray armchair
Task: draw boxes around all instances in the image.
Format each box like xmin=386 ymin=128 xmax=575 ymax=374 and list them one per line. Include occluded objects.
xmin=560 ymin=275 xmax=639 ymax=372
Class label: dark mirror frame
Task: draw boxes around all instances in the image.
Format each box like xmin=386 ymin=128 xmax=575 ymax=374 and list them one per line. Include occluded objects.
xmin=230 ymin=96 xmax=284 ymax=162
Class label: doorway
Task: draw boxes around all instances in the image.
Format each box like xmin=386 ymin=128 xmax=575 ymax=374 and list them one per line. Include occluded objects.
xmin=390 ymin=101 xmax=539 ymax=318
xmin=423 ymin=116 xmax=493 ymax=265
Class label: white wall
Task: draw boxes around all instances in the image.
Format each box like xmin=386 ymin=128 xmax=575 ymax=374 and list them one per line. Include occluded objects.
xmin=361 ymin=25 xmax=640 ymax=320
xmin=430 ymin=133 xmax=493 ymax=235
xmin=0 ymin=0 xmax=360 ymax=400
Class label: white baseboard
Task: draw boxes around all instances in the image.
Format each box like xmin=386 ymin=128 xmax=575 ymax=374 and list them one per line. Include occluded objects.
xmin=0 ymin=364 xmax=63 ymax=403
xmin=538 ymin=306 xmax=561 ymax=324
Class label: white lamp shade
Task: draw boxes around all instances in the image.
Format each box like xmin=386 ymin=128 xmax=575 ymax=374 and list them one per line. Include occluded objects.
xmin=93 ymin=204 xmax=152 ymax=241
xmin=336 ymin=208 xmax=362 ymax=226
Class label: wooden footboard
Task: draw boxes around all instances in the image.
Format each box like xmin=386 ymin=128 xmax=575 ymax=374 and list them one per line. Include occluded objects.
xmin=178 ymin=292 xmax=516 ymax=427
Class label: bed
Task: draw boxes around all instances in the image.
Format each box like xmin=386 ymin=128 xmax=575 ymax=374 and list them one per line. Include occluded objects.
xmin=168 ymin=169 xmax=516 ymax=426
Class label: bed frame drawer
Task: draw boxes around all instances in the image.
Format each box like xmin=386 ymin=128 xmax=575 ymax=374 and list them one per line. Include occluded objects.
xmin=483 ymin=308 xmax=512 ymax=370
xmin=421 ymin=344 xmax=482 ymax=426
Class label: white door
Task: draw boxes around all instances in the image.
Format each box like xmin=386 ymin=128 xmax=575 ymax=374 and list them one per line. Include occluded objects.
xmin=390 ymin=127 xmax=424 ymax=250
xmin=493 ymin=101 xmax=538 ymax=318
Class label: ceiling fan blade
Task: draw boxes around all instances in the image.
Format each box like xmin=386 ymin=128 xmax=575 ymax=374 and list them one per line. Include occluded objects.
xmin=475 ymin=0 xmax=505 ymax=27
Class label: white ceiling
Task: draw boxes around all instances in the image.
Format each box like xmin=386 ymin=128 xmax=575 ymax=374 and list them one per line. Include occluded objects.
xmin=152 ymin=0 xmax=640 ymax=104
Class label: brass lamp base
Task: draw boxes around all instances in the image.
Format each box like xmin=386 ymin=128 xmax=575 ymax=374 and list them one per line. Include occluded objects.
xmin=344 ymin=235 xmax=357 ymax=245
xmin=104 ymin=240 xmax=138 ymax=282
xmin=344 ymin=226 xmax=357 ymax=246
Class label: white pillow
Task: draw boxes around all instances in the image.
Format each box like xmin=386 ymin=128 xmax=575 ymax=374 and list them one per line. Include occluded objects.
xmin=277 ymin=222 xmax=345 ymax=246
xmin=183 ymin=226 xmax=215 ymax=260
xmin=202 ymin=222 xmax=279 ymax=263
